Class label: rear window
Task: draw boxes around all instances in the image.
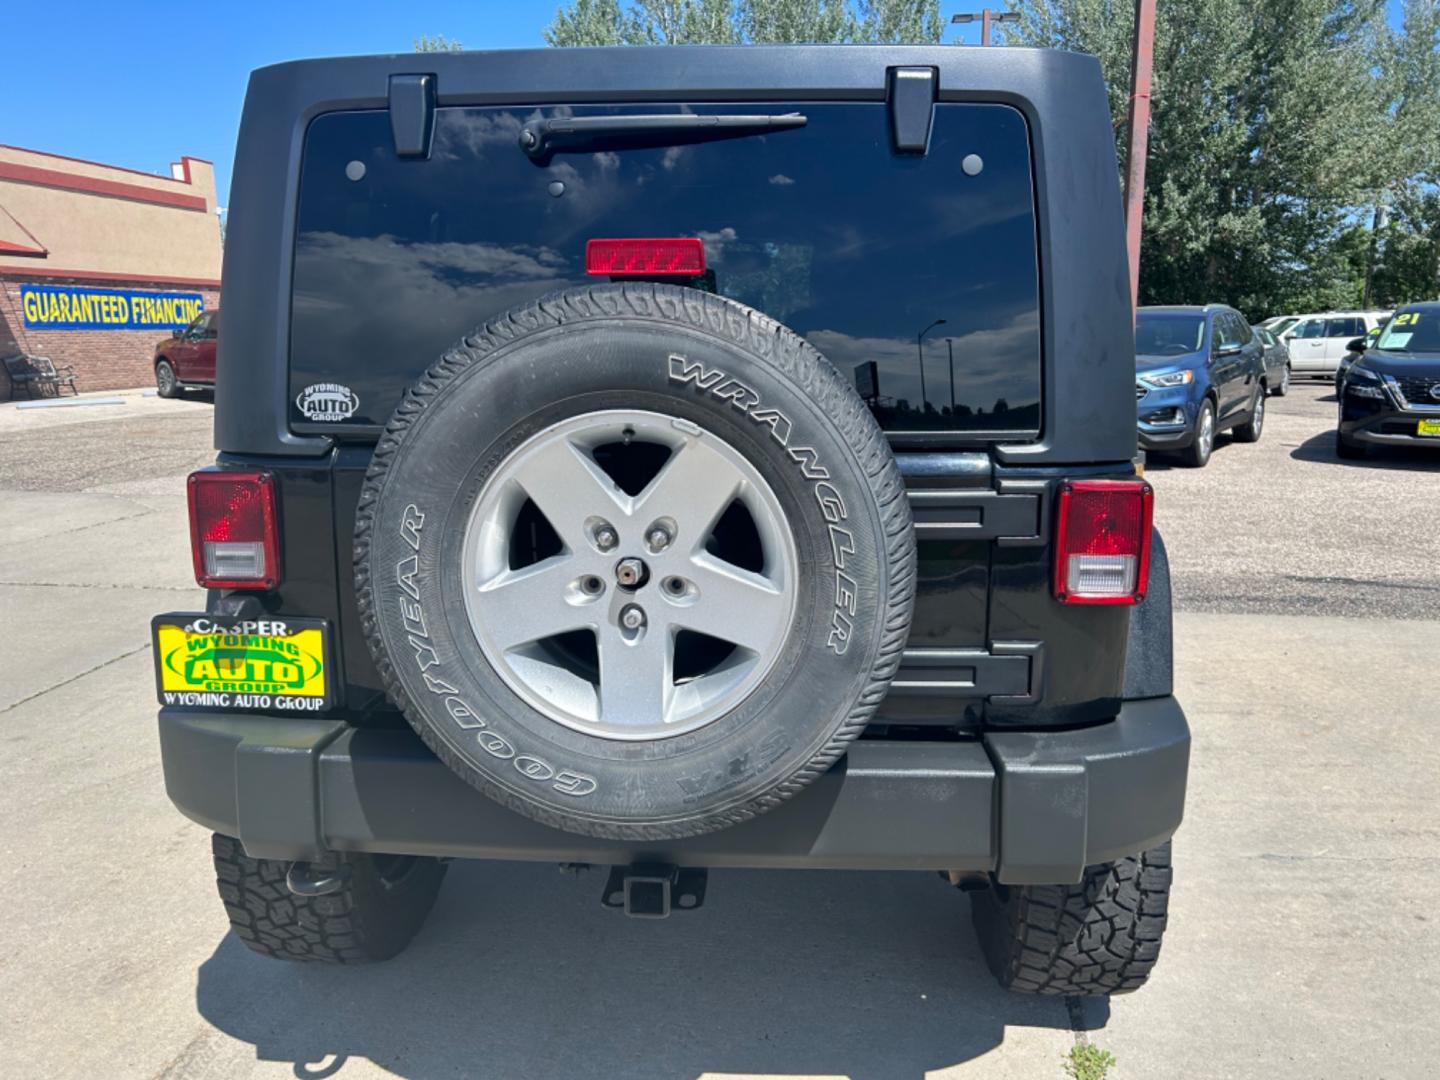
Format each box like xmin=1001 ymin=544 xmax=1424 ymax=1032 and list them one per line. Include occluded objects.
xmin=289 ymin=102 xmax=1041 ymax=438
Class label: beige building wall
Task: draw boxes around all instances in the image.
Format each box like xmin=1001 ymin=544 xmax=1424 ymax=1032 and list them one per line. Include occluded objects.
xmin=0 ymin=145 xmax=221 ymax=284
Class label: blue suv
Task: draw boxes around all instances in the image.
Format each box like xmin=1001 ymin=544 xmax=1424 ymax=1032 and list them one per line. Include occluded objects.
xmin=1136 ymin=305 xmax=1267 ymax=467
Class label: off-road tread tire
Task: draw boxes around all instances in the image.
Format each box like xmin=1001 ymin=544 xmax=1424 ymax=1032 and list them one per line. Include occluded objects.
xmin=353 ymin=283 xmax=915 ymax=841
xmin=971 ymin=842 xmax=1172 ymax=996
xmin=211 ymin=835 xmax=446 ymax=964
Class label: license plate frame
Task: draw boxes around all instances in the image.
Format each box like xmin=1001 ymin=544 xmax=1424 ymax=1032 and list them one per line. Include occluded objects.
xmin=151 ymin=613 xmax=334 ymax=711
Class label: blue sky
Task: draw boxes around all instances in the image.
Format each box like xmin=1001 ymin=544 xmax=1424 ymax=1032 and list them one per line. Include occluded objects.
xmin=1 ymin=1 xmax=1412 ymax=209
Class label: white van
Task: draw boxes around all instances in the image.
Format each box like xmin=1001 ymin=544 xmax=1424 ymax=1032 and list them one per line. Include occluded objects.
xmin=1281 ymin=311 xmax=1390 ymax=375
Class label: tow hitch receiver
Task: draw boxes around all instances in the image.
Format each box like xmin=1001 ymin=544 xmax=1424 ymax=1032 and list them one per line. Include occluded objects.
xmin=602 ymin=863 xmax=708 ymax=918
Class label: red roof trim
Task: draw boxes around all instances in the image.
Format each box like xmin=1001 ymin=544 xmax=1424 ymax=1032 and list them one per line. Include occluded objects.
xmin=0 ymin=239 xmax=47 ymax=257
xmin=0 ymin=266 xmax=221 ymax=289
xmin=0 ymin=161 xmax=209 ymax=212
xmin=0 ymin=145 xmax=212 ymax=186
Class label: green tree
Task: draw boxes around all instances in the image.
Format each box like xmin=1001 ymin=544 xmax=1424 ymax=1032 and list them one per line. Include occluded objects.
xmin=414 ymin=34 xmax=463 ymax=52
xmin=543 ymin=0 xmax=942 ymax=46
xmin=1003 ymin=0 xmax=1440 ymax=317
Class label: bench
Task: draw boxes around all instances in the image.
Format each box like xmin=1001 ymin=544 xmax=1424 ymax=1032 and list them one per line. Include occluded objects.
xmin=3 ymin=353 xmax=79 ymax=399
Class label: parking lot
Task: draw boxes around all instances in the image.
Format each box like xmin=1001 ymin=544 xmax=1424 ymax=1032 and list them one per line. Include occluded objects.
xmin=1 ymin=382 xmax=1437 ymax=1079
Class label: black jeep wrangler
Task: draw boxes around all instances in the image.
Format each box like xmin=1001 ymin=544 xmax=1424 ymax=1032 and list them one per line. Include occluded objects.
xmin=155 ymin=45 xmax=1188 ymax=996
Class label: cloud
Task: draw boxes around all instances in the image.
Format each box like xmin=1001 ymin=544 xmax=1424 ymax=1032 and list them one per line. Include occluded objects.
xmin=693 ymin=227 xmax=738 ymax=264
xmin=290 ymin=232 xmax=577 ymax=397
xmin=768 ymin=174 xmax=796 ymax=186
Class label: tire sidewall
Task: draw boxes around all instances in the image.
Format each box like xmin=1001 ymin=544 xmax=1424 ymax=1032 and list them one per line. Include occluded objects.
xmin=361 ymin=302 xmax=900 ymax=837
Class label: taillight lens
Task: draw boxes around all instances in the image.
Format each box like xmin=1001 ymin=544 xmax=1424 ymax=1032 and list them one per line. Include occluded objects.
xmin=187 ymin=471 xmax=280 ymax=589
xmin=585 ymin=237 xmax=705 ymax=277
xmin=1053 ymin=480 xmax=1154 ymax=605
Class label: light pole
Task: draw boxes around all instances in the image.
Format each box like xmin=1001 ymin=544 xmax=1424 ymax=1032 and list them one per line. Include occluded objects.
xmin=917 ymin=318 xmax=946 ymax=413
xmin=1122 ymin=0 xmax=1157 ymax=313
xmin=946 ymin=338 xmax=956 ymax=414
xmin=951 ymin=10 xmax=1019 ymax=47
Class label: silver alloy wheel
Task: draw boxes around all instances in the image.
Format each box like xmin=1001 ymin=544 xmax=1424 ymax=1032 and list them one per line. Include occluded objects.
xmin=156 ymin=362 xmax=175 ymax=395
xmin=1281 ymin=365 xmax=1290 ymax=394
xmin=461 ymin=409 xmax=799 ymax=741
xmin=1252 ymin=392 xmax=1265 ymax=432
xmin=1198 ymin=405 xmax=1214 ymax=457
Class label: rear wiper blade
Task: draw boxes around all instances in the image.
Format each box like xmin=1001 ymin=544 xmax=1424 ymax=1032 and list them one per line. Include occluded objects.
xmin=519 ymin=113 xmax=807 ymax=162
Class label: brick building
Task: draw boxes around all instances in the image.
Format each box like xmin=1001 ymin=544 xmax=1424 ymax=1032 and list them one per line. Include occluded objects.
xmin=0 ymin=144 xmax=222 ymax=396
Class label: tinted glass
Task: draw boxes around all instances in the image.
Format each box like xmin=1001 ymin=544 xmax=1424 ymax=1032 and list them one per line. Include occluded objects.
xmin=1292 ymin=319 xmax=1326 ymax=339
xmin=1218 ymin=314 xmax=1245 ymax=346
xmin=1327 ymin=317 xmax=1364 ymax=338
xmin=1376 ymin=308 xmax=1440 ymax=352
xmin=1134 ymin=314 xmax=1205 ymax=356
xmin=290 ymin=103 xmax=1042 ymax=436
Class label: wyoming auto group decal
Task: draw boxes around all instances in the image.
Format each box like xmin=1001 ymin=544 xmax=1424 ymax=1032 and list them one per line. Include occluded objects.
xmin=154 ymin=617 xmax=330 ymax=711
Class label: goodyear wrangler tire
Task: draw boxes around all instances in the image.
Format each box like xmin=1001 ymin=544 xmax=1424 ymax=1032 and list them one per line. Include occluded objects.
xmin=355 ymin=284 xmax=914 ymax=840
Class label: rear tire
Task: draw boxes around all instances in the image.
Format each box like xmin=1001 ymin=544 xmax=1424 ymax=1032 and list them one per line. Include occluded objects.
xmin=1335 ymin=429 xmax=1367 ymax=460
xmin=211 ymin=834 xmax=446 ymax=963
xmin=971 ymin=842 xmax=1173 ymax=996
xmin=155 ymin=359 xmax=179 ymax=399
xmin=1273 ymin=364 xmax=1290 ymax=396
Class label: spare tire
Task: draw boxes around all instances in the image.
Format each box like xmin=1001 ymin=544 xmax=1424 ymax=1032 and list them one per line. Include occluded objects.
xmin=355 ymin=284 xmax=914 ymax=839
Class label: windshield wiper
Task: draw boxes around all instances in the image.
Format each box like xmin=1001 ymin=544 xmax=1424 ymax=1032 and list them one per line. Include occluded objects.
xmin=519 ymin=113 xmax=807 ymax=163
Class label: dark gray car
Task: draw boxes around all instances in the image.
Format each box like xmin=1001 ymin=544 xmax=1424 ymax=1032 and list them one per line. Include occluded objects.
xmin=1253 ymin=326 xmax=1291 ymax=396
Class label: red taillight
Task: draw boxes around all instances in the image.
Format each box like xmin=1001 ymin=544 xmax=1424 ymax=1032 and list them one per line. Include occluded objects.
xmin=187 ymin=471 xmax=280 ymax=590
xmin=585 ymin=237 xmax=705 ymax=277
xmin=1053 ymin=480 xmax=1154 ymax=605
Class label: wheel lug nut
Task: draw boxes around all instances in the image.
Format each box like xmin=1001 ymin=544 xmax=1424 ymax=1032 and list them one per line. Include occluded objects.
xmin=647 ymin=527 xmax=672 ymax=551
xmin=615 ymin=558 xmax=644 ymax=587
xmin=594 ymin=526 xmax=618 ymax=551
xmin=620 ymin=604 xmax=645 ymax=630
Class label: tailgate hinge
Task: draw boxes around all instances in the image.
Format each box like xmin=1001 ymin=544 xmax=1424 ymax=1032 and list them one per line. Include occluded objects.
xmin=888 ymin=67 xmax=938 ymax=155
xmin=389 ymin=74 xmax=437 ymax=159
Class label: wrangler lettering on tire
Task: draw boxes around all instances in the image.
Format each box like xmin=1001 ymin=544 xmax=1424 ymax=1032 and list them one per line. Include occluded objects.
xmin=355 ymin=283 xmax=915 ymax=840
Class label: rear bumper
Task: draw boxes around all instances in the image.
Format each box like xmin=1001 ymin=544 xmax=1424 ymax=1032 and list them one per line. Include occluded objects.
xmin=159 ymin=696 xmax=1189 ymax=885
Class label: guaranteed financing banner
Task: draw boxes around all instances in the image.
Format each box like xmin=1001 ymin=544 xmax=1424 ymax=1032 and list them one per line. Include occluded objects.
xmin=19 ymin=283 xmax=204 ymax=332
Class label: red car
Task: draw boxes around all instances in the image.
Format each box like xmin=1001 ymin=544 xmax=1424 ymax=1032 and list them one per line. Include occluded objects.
xmin=153 ymin=310 xmax=218 ymax=397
